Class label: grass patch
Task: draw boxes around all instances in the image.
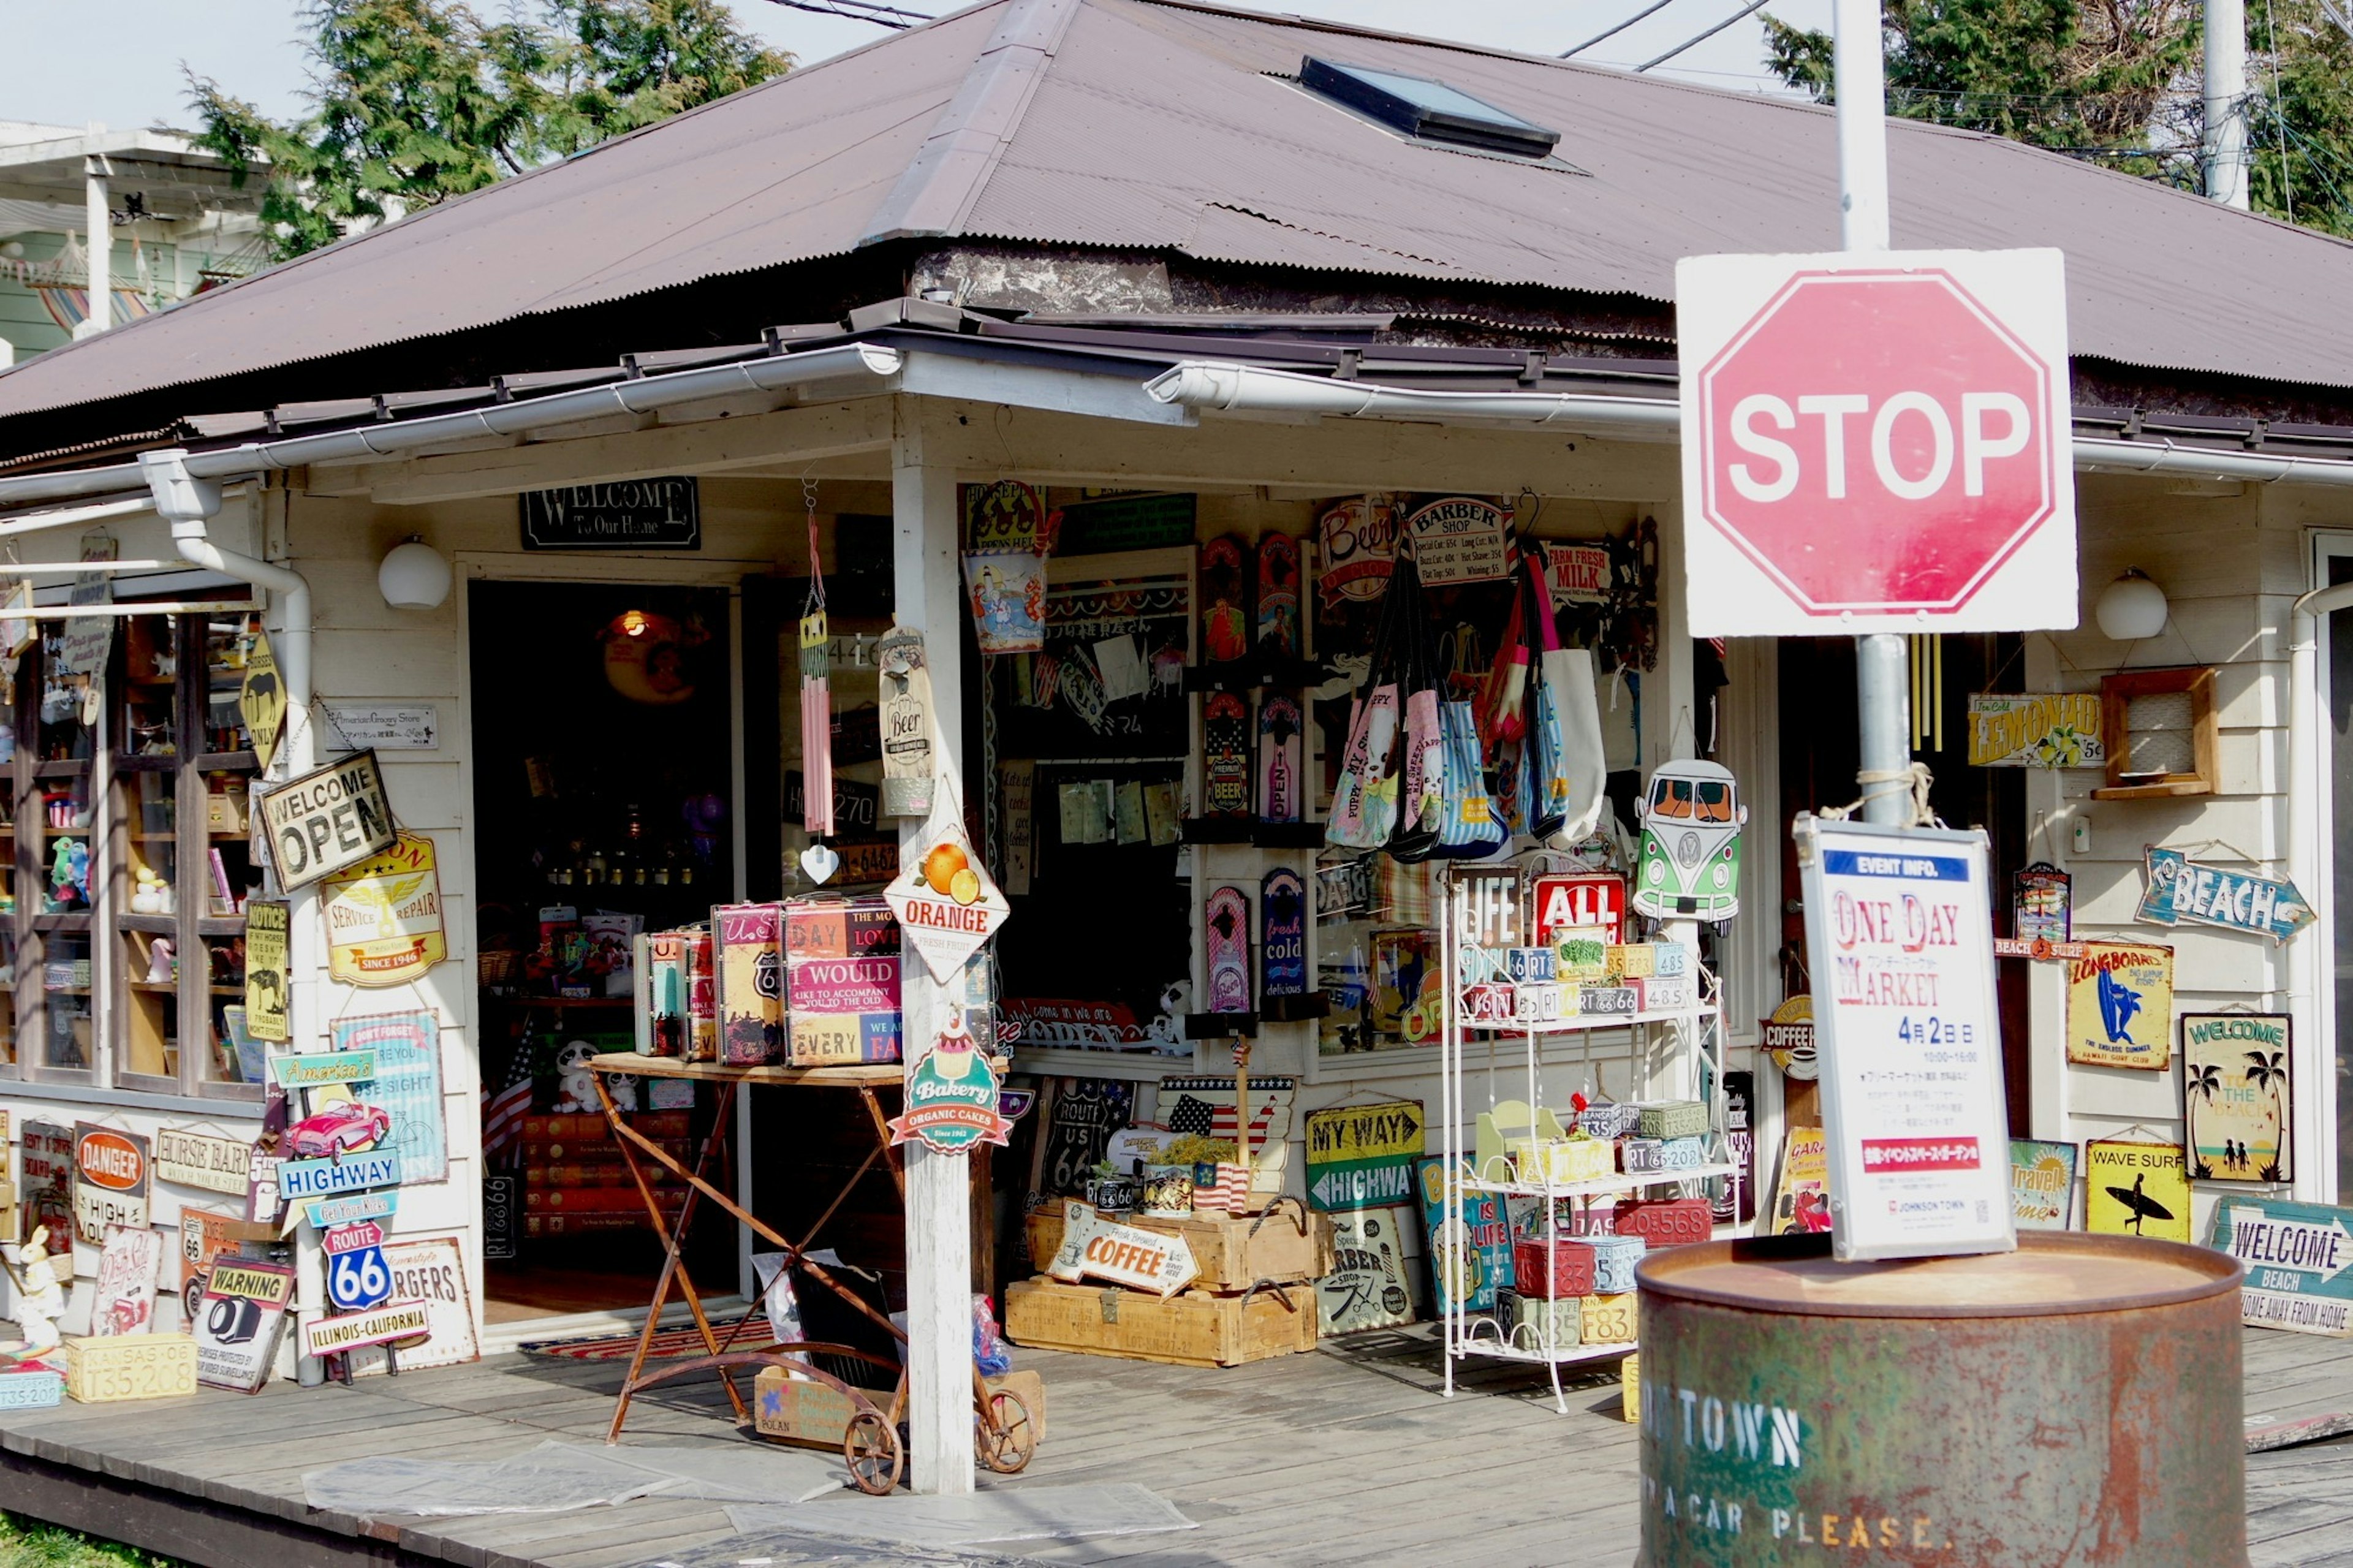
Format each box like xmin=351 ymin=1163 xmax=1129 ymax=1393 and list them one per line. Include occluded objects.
xmin=0 ymin=1514 xmax=180 ymax=1568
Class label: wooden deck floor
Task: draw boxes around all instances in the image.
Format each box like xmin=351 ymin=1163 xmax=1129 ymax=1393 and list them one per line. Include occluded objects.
xmin=0 ymin=1324 xmax=2348 ymax=1567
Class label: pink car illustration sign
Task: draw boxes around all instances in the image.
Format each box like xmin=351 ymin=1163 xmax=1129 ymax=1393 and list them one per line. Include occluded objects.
xmin=286 ymin=1101 xmax=392 ymax=1161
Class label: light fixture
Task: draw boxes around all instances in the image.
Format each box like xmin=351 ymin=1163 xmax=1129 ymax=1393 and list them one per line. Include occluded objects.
xmin=2094 ymin=569 xmax=2168 ymax=642
xmin=377 ymin=537 xmax=451 ymax=610
xmin=618 ymin=608 xmax=650 ymax=638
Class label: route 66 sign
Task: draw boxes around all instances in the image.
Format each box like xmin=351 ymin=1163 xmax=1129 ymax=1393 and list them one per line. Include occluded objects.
xmin=324 ymin=1222 xmax=392 ymax=1311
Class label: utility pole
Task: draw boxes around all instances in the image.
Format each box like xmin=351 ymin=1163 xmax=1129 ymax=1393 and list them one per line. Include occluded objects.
xmin=2205 ymin=0 xmax=2251 ymax=209
xmin=1832 ymin=0 xmax=1912 ymax=824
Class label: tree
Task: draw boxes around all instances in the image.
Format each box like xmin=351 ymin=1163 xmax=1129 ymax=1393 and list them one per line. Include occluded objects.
xmin=191 ymin=0 xmax=789 ymax=259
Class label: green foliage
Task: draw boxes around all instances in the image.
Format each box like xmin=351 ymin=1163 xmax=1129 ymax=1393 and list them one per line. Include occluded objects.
xmin=191 ymin=0 xmax=789 ymax=258
xmin=0 ymin=1512 xmax=180 ymax=1568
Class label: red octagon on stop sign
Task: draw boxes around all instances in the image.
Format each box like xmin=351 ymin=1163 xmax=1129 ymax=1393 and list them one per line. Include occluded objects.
xmin=1696 ymin=268 xmax=2056 ymax=616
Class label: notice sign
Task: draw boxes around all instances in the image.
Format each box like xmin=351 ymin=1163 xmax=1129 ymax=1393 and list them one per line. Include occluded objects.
xmin=1796 ymin=817 xmax=2014 ymax=1261
xmin=2211 ymin=1198 xmax=2353 ymax=1338
xmin=257 ymin=749 xmax=397 ymax=888
xmin=245 ymin=900 xmax=290 ymax=1041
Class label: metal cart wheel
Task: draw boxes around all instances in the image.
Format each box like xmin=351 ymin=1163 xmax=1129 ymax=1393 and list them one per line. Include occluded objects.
xmin=975 ymin=1388 xmax=1038 ymax=1474
xmin=844 ymin=1409 xmax=904 ymax=1495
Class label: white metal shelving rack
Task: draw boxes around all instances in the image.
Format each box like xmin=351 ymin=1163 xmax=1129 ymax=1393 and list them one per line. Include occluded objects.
xmin=1436 ymin=863 xmax=1732 ymax=1414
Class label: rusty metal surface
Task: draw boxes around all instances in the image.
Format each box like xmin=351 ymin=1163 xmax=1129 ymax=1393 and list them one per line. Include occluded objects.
xmin=1638 ymin=1235 xmax=2248 ymax=1566
xmin=10 ymin=0 xmax=2353 ymax=427
xmin=1640 ymin=1231 xmax=2243 ymax=1319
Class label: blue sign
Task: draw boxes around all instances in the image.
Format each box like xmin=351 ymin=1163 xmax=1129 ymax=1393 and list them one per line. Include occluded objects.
xmin=327 ymin=1246 xmax=392 ymax=1311
xmin=2138 ymin=847 xmax=2315 ymax=943
xmin=304 ymin=1190 xmax=398 ymax=1229
xmin=279 ymin=1153 xmax=400 ymax=1199
xmin=2210 ymin=1197 xmax=2353 ymax=1337
xmin=1260 ymin=869 xmax=1307 ymax=998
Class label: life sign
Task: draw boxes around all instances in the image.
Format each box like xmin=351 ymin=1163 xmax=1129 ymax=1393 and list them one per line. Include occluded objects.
xmin=1678 ymin=249 xmax=2075 ymax=635
xmin=258 ymin=749 xmax=397 ymax=889
xmin=2211 ymin=1198 xmax=2353 ymax=1338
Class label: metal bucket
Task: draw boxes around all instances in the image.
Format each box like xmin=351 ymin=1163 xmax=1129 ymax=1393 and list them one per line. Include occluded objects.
xmin=1634 ymin=1231 xmax=2245 ymax=1567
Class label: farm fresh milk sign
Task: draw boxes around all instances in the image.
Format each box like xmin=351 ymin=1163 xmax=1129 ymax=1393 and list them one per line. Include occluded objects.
xmin=2211 ymin=1199 xmax=2353 ymax=1337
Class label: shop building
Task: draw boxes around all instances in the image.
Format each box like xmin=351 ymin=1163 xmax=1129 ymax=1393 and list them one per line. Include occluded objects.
xmin=0 ymin=0 xmax=2347 ymax=1469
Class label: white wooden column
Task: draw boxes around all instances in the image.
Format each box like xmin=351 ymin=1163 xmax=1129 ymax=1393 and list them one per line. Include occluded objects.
xmin=891 ymin=413 xmax=976 ymax=1495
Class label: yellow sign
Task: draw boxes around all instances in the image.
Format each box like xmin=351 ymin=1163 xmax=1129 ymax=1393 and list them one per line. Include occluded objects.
xmin=2084 ymin=1139 xmax=2191 ymax=1243
xmin=2064 ymin=941 xmax=2175 ymax=1072
xmin=320 ymin=833 xmax=446 ymax=987
xmin=240 ymin=630 xmax=284 ymax=769
xmin=1966 ymin=693 xmax=2104 ymax=768
xmin=244 ymin=900 xmax=290 ymax=1040
xmin=1770 ymin=1124 xmax=1832 ymax=1235
xmin=1305 ymin=1101 xmax=1426 ymax=1165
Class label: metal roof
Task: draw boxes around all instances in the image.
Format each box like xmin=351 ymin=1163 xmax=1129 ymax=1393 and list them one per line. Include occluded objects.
xmin=5 ymin=0 xmax=2353 ymax=429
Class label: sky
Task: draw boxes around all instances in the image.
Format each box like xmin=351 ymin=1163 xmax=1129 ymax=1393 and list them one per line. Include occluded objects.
xmin=1 ymin=0 xmax=1825 ymax=134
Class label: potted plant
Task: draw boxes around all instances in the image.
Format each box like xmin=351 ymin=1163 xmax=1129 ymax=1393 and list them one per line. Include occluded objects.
xmin=1084 ymin=1159 xmax=1137 ymax=1214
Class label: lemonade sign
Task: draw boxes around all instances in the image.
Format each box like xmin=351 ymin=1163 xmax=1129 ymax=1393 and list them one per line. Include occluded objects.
xmin=1966 ymin=694 xmax=2105 ymax=768
xmin=888 ymin=1011 xmax=1011 ymax=1154
xmin=883 ymin=795 xmax=1009 ymax=982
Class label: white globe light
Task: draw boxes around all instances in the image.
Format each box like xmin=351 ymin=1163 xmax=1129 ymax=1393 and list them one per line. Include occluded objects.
xmin=2094 ymin=570 xmax=2168 ymax=642
xmin=377 ymin=539 xmax=452 ymax=610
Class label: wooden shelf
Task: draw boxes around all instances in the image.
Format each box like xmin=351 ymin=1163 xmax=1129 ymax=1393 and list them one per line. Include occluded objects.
xmin=2091 ymin=780 xmax=2215 ymax=800
xmin=196 ymin=918 xmax=246 ymax=937
xmin=32 ymin=760 xmax=90 ymax=779
xmin=112 ymin=753 xmax=178 ymax=773
xmin=197 ymin=751 xmax=260 ymax=773
xmin=32 ymin=914 xmax=91 ymax=932
xmin=117 ymin=914 xmax=177 ymax=933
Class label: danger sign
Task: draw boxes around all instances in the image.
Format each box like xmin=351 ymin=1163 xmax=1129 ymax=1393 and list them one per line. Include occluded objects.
xmin=1677 ymin=249 xmax=2076 ymax=635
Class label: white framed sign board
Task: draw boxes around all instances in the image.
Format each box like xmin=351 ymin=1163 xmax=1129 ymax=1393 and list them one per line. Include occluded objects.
xmin=1795 ymin=815 xmax=2016 ymax=1261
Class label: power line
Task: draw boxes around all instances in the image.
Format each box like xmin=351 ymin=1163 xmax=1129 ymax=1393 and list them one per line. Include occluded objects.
xmin=762 ymin=0 xmax=931 ymax=28
xmin=1562 ymin=0 xmax=1685 ymax=58
xmin=1637 ymin=0 xmax=1777 ymax=71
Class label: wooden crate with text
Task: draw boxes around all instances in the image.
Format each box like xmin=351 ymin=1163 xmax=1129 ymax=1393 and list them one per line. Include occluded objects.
xmin=1004 ymin=1275 xmax=1318 ymax=1368
xmin=1023 ymin=1204 xmax=1333 ymax=1292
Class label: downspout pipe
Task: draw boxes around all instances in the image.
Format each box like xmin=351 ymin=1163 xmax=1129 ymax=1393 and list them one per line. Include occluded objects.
xmin=137 ymin=450 xmax=310 ymax=725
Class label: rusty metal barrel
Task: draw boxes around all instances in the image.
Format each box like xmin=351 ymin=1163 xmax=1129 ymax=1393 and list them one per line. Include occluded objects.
xmin=1634 ymin=1231 xmax=2245 ymax=1567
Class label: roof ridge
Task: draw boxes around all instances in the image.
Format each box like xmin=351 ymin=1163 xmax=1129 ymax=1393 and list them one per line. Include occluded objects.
xmin=858 ymin=0 xmax=1083 ymax=246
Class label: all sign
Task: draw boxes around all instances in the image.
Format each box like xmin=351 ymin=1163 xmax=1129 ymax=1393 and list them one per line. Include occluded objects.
xmin=1678 ymin=250 xmax=2077 ymax=634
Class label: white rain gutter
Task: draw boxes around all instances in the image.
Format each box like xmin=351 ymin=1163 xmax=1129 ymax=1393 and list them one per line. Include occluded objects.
xmin=0 ymin=341 xmax=907 ymax=507
xmin=2287 ymin=578 xmax=2353 ymax=1200
xmin=1147 ymin=362 xmax=2353 ymax=490
xmin=138 ymin=451 xmax=309 ymax=727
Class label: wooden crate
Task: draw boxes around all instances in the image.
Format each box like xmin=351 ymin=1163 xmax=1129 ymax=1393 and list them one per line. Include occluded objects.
xmin=1004 ymin=1275 xmax=1318 ymax=1368
xmin=63 ymin=1333 xmax=197 ymax=1403
xmin=754 ymin=1368 xmax=1045 ymax=1448
xmin=1025 ymin=1204 xmax=1334 ymax=1291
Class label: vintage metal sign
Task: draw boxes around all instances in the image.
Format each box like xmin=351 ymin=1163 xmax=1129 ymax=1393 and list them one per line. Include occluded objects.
xmin=1966 ymin=692 xmax=2104 ymax=768
xmin=320 ymin=703 xmax=439 ymax=752
xmin=2012 ymin=861 xmax=2072 ymax=945
xmin=1260 ymin=868 xmax=1307 ymax=1001
xmin=257 ymin=749 xmax=397 ymax=888
xmin=2211 ymin=1198 xmax=2353 ymax=1338
xmin=240 ymin=630 xmax=284 ymax=770
xmin=2083 ymin=1139 xmax=2191 ymax=1243
xmin=325 ymin=1225 xmax=393 ymax=1311
xmin=2184 ymin=1012 xmax=2293 ymax=1183
xmin=1044 ymin=1200 xmax=1199 ymax=1297
xmin=22 ymin=1121 xmax=72 ymax=1244
xmin=2064 ymin=941 xmax=2175 ymax=1071
xmin=1798 ymin=818 xmax=2014 ymax=1260
xmin=299 ymin=1298 xmax=432 ymax=1360
xmin=155 ymin=1129 xmax=252 ymax=1196
xmin=244 ymin=899 xmax=290 ymax=1041
xmin=271 ymin=1050 xmax=378 ymax=1089
xmin=320 ymin=831 xmax=447 ymax=987
xmin=1316 ymin=1206 xmax=1420 ymax=1334
xmin=877 ymin=627 xmax=935 ymax=820
xmin=72 ymin=1124 xmax=150 ymax=1246
xmin=882 ymin=803 xmax=1009 ymax=982
xmin=2136 ymin=846 xmax=2316 ymax=943
xmin=887 ymin=1021 xmax=1011 ymax=1154
xmin=521 ymin=477 xmax=700 ymax=550
xmin=1306 ymin=1100 xmax=1425 ymax=1213
xmin=1542 ymin=542 xmax=1612 ymax=607
xmin=89 ymin=1224 xmax=162 ymax=1337
xmin=333 ymin=1011 xmax=449 ymax=1184
xmin=2008 ymin=1138 xmax=2077 ymax=1231
xmin=356 ymin=1239 xmax=480 ymax=1371
xmin=192 ymin=1258 xmax=295 ymax=1393
xmin=304 ymin=1189 xmax=399 ymax=1230
xmin=1403 ymin=497 xmax=1510 ymax=585
xmin=1315 ymin=494 xmax=1396 ymax=610
xmin=278 ymin=1152 xmax=401 ymax=1201
xmin=1417 ymin=1159 xmax=1511 ymax=1314
xmin=1533 ymin=872 xmax=1626 ymax=947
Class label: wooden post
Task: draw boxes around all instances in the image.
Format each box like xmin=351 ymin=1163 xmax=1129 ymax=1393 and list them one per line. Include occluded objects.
xmin=891 ymin=417 xmax=976 ymax=1496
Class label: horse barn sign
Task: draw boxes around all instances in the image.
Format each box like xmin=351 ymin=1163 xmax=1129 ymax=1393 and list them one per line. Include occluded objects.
xmin=257 ymin=749 xmax=398 ymax=888
xmin=1677 ymin=249 xmax=2077 ymax=636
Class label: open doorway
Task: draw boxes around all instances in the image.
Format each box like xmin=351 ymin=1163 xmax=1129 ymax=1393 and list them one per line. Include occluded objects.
xmin=468 ymin=580 xmax=736 ymax=1321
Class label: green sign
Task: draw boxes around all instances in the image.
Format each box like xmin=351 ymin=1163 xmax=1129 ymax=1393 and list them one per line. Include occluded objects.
xmin=2210 ymin=1196 xmax=2353 ymax=1338
xmin=1057 ymin=493 xmax=1196 ymax=556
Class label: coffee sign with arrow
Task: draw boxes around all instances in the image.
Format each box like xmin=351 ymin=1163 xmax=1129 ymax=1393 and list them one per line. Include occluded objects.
xmin=2211 ymin=1198 xmax=2353 ymax=1338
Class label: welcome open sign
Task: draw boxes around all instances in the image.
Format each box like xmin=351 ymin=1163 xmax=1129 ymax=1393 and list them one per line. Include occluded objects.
xmin=258 ymin=749 xmax=397 ymax=889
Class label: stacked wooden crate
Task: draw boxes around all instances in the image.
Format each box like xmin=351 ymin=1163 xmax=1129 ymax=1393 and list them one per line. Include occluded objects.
xmin=521 ymin=1112 xmax=691 ymax=1237
xmin=1006 ymin=1202 xmax=1335 ymax=1368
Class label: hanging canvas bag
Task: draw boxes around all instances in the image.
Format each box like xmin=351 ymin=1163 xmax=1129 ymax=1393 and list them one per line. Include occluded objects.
xmin=1523 ymin=555 xmax=1572 ymax=840
xmin=1431 ymin=697 xmax=1508 ymax=858
xmin=1389 ymin=559 xmax=1447 ymax=860
xmin=1532 ymin=557 xmax=1610 ymax=849
xmin=1326 ymin=563 xmax=1403 ymax=849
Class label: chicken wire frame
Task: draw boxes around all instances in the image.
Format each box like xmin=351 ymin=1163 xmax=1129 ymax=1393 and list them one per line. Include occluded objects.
xmin=2094 ymin=665 xmax=2218 ymax=800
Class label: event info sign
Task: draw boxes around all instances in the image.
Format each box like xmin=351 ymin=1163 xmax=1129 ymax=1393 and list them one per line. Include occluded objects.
xmin=1796 ymin=816 xmax=2015 ymax=1261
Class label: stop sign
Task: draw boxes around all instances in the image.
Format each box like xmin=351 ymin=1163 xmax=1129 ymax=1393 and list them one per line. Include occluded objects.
xmin=1677 ymin=250 xmax=2077 ymax=635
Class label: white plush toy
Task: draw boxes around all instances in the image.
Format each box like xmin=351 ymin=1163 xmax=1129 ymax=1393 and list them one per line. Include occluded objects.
xmin=552 ymin=1039 xmax=601 ymax=1114
xmin=1146 ymin=980 xmax=1191 ymax=1054
xmin=14 ymin=1225 xmax=65 ymax=1355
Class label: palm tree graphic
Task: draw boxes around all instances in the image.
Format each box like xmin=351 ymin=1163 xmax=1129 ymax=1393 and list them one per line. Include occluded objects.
xmin=2188 ymin=1063 xmax=2223 ymax=1178
xmin=2244 ymin=1050 xmax=2289 ymax=1181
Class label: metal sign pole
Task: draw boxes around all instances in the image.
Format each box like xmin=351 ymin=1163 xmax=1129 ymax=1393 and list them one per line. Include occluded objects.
xmin=1833 ymin=0 xmax=1913 ymax=822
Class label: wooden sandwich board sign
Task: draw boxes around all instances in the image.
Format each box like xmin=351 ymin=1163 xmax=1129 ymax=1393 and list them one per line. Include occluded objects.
xmin=2210 ymin=1197 xmax=2353 ymax=1338
xmin=256 ymin=749 xmax=397 ymax=889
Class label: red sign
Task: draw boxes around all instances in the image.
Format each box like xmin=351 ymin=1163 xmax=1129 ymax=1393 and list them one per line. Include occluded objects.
xmin=323 ymin=1221 xmax=385 ymax=1255
xmin=1678 ymin=250 xmax=2074 ymax=635
xmin=1533 ymin=873 xmax=1626 ymax=947
xmin=76 ymin=1131 xmax=144 ymax=1191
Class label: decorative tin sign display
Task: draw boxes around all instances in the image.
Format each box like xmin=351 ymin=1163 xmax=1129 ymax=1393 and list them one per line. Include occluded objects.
xmin=240 ymin=630 xmax=284 ymax=770
xmin=876 ymin=626 xmax=935 ymax=819
xmin=1260 ymin=869 xmax=1308 ymax=1003
xmin=244 ymin=898 xmax=290 ymax=1042
xmin=154 ymin=1129 xmax=251 ymax=1197
xmin=2210 ymin=1198 xmax=2353 ymax=1338
xmin=1534 ymin=871 xmax=1626 ymax=947
xmin=1403 ymin=497 xmax=1510 ymax=586
xmin=1199 ymin=534 xmax=1249 ymax=664
xmin=1965 ymin=692 xmax=2105 ymax=768
xmin=1418 ymin=1158 xmax=1512 ymax=1313
xmin=1202 ymin=691 xmax=1251 ymax=817
xmin=271 ymin=1050 xmax=377 ymax=1089
xmin=21 ymin=1121 xmax=72 ymax=1244
xmin=1316 ymin=494 xmax=1396 ymax=612
xmin=2184 ymin=1012 xmax=2294 ymax=1183
xmin=2008 ymin=1138 xmax=2078 ymax=1230
xmin=72 ymin=1124 xmax=150 ymax=1246
xmin=1203 ymin=886 xmax=1252 ymax=1013
xmin=888 ymin=1013 xmax=1011 ymax=1154
xmin=1769 ymin=1124 xmax=1832 ymax=1235
xmin=278 ymin=1152 xmax=401 ymax=1202
xmin=89 ymin=1224 xmax=162 ymax=1337
xmin=354 ymin=1239 xmax=480 ymax=1371
xmin=300 ymin=1298 xmax=433 ymax=1361
xmin=320 ymin=832 xmax=447 ymax=987
xmin=2136 ymin=846 xmax=2316 ymax=943
xmin=521 ymin=477 xmax=699 ymax=549
xmin=2064 ymin=941 xmax=2175 ymax=1071
xmin=331 ymin=1011 xmax=447 ymax=1184
xmin=1316 ymin=1206 xmax=1420 ymax=1334
xmin=191 ymin=1257 xmax=297 ymax=1395
xmin=1255 ymin=534 xmax=1301 ymax=661
xmin=1256 ymin=694 xmax=1303 ymax=822
xmin=1044 ymin=1200 xmax=1200 ymax=1297
xmin=324 ymin=1222 xmax=393 ymax=1311
xmin=1797 ymin=818 xmax=2015 ymax=1259
xmin=257 ymin=749 xmax=398 ymax=888
xmin=1305 ymin=1100 xmax=1425 ymax=1212
xmin=963 ymin=479 xmax=1053 ymax=553
xmin=2012 ymin=861 xmax=2072 ymax=944
xmin=1542 ymin=542 xmax=1612 ymax=607
xmin=2084 ymin=1138 xmax=2191 ymax=1242
xmin=882 ymin=797 xmax=1010 ymax=983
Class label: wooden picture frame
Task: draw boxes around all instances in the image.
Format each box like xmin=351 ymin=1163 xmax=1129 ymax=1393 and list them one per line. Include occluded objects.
xmin=2094 ymin=666 xmax=2217 ymax=799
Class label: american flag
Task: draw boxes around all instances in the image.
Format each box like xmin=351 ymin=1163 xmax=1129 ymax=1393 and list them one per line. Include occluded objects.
xmin=1195 ymin=1162 xmax=1251 ymax=1214
xmin=1165 ymin=1094 xmax=1278 ymax=1146
xmin=482 ymin=1031 xmax=540 ymax=1167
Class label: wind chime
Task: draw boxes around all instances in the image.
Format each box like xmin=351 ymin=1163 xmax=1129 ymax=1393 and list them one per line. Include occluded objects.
xmin=800 ymin=477 xmax=835 ymax=844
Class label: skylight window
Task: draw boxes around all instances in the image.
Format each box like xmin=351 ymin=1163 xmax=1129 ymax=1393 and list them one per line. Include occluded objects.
xmin=1299 ymin=57 xmax=1561 ymax=161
